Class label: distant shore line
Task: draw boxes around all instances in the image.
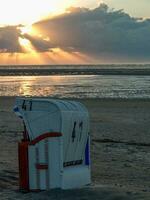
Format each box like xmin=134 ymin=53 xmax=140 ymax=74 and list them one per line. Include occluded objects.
xmin=1 ymin=96 xmax=150 ymax=101
xmin=1 ymin=68 xmax=150 ymax=76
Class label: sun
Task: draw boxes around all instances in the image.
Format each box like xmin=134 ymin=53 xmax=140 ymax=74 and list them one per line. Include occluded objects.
xmin=18 ymin=37 xmax=35 ymax=53
xmin=19 ymin=38 xmax=31 ymax=48
xmin=19 ymin=25 xmax=34 ymax=35
xmin=0 ymin=0 xmax=75 ymax=26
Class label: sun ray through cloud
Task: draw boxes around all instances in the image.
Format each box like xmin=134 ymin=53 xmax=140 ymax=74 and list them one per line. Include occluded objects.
xmin=0 ymin=1 xmax=150 ymax=64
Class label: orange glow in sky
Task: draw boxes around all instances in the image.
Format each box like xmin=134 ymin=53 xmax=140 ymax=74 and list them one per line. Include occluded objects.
xmin=0 ymin=0 xmax=92 ymax=64
xmin=0 ymin=49 xmax=91 ymax=65
xmin=0 ymin=0 xmax=75 ymax=26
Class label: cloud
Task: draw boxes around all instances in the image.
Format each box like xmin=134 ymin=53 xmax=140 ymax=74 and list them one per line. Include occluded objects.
xmin=1 ymin=3 xmax=150 ymax=62
xmin=0 ymin=26 xmax=22 ymax=53
xmin=22 ymin=33 xmax=54 ymax=52
xmin=33 ymin=3 xmax=150 ymax=61
xmin=0 ymin=25 xmax=53 ymax=53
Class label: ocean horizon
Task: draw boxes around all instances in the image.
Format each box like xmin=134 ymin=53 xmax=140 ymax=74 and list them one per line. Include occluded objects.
xmin=0 ymin=64 xmax=150 ymax=76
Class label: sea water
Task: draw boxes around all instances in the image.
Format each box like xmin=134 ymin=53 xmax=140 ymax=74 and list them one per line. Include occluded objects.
xmin=0 ymin=75 xmax=150 ymax=98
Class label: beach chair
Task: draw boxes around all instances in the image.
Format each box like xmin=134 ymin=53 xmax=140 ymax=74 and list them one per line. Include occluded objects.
xmin=14 ymin=98 xmax=91 ymax=191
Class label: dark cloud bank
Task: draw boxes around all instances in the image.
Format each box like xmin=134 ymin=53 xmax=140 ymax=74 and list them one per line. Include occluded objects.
xmin=1 ymin=3 xmax=150 ymax=62
xmin=0 ymin=26 xmax=22 ymax=53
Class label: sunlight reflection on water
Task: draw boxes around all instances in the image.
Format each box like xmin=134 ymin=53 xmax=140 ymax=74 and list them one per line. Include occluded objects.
xmin=0 ymin=75 xmax=150 ymax=98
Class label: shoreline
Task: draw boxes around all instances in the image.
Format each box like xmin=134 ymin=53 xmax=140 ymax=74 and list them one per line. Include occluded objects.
xmin=1 ymin=96 xmax=150 ymax=100
xmin=1 ymin=68 xmax=150 ymax=76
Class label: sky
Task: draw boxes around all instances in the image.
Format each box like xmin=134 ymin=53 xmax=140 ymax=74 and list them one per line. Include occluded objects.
xmin=0 ymin=0 xmax=150 ymax=64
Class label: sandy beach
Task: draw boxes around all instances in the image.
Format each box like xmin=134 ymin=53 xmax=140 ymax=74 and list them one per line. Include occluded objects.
xmin=0 ymin=97 xmax=150 ymax=199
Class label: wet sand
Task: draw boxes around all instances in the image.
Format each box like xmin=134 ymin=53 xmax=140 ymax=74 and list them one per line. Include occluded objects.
xmin=0 ymin=97 xmax=150 ymax=199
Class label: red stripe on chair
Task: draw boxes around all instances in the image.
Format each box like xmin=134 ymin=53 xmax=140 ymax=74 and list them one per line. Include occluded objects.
xmin=36 ymin=164 xmax=48 ymax=170
xmin=18 ymin=141 xmax=30 ymax=191
xmin=30 ymin=132 xmax=62 ymax=145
